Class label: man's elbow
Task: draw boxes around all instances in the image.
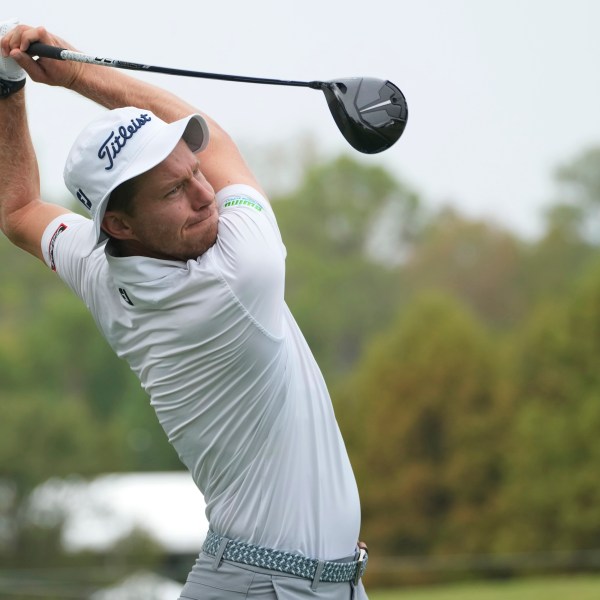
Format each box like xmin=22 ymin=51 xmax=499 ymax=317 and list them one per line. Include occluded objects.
xmin=0 ymin=205 xmax=20 ymax=243
xmin=0 ymin=199 xmax=67 ymax=260
xmin=1 ymin=206 xmax=33 ymax=250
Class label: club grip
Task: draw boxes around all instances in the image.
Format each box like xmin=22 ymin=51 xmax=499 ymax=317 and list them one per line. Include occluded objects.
xmin=26 ymin=42 xmax=65 ymax=60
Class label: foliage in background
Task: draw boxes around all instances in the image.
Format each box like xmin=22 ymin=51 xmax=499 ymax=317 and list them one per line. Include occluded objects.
xmin=273 ymin=156 xmax=419 ymax=379
xmin=2 ymin=147 xmax=600 ymax=585
xmin=337 ymin=292 xmax=508 ymax=558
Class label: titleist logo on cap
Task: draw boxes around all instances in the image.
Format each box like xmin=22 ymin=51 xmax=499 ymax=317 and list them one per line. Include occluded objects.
xmin=97 ymin=113 xmax=152 ymax=171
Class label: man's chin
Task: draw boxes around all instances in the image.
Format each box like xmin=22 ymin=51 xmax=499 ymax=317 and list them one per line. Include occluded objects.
xmin=184 ymin=224 xmax=218 ymax=260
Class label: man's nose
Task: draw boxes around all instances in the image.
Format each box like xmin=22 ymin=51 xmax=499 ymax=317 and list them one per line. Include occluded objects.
xmin=190 ymin=178 xmax=213 ymax=208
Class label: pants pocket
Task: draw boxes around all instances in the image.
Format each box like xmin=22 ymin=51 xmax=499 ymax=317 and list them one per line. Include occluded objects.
xmin=179 ymin=554 xmax=257 ymax=599
xmin=179 ymin=580 xmax=251 ymax=600
xmin=272 ymin=576 xmax=355 ymax=599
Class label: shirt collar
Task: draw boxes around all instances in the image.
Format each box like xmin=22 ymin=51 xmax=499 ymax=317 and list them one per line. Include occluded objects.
xmin=105 ymin=242 xmax=186 ymax=285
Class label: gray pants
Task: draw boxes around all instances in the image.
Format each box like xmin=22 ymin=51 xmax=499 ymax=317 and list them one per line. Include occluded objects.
xmin=178 ymin=552 xmax=368 ymax=599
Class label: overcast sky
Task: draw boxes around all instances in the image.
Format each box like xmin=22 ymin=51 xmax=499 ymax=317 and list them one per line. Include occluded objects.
xmin=6 ymin=0 xmax=600 ymax=238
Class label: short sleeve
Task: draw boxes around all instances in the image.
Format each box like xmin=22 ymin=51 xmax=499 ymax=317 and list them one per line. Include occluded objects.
xmin=40 ymin=213 xmax=106 ymax=303
xmin=210 ymin=184 xmax=287 ymax=337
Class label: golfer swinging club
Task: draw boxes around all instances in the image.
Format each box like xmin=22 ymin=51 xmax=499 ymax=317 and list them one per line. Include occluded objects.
xmin=0 ymin=19 xmax=368 ymax=600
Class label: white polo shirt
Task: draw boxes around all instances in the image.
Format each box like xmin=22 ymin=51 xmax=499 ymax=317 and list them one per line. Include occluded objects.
xmin=41 ymin=184 xmax=361 ymax=560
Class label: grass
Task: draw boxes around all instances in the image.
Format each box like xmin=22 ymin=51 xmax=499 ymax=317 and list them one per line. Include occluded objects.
xmin=368 ymin=575 xmax=600 ymax=600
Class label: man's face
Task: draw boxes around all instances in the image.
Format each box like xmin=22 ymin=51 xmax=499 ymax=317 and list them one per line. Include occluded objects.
xmin=115 ymin=140 xmax=219 ymax=261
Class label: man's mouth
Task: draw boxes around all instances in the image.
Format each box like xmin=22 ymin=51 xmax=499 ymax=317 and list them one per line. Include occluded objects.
xmin=185 ymin=204 xmax=215 ymax=229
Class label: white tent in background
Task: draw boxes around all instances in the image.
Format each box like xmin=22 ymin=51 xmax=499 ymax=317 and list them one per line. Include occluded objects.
xmin=28 ymin=472 xmax=208 ymax=554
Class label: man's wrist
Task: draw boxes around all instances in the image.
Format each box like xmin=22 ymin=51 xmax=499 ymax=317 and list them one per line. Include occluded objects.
xmin=0 ymin=77 xmax=25 ymax=99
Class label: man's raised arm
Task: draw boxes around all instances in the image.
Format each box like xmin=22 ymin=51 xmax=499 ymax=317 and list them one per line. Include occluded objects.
xmin=5 ymin=24 xmax=265 ymax=197
xmin=0 ymin=20 xmax=70 ymax=261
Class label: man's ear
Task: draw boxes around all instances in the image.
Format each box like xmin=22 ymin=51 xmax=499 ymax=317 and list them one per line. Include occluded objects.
xmin=101 ymin=211 xmax=138 ymax=241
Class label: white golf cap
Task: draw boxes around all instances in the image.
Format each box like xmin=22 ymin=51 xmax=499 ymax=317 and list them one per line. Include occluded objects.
xmin=63 ymin=107 xmax=209 ymax=248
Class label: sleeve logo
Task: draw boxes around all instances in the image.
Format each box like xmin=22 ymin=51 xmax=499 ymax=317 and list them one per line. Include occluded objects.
xmin=223 ymin=195 xmax=263 ymax=212
xmin=48 ymin=223 xmax=68 ymax=272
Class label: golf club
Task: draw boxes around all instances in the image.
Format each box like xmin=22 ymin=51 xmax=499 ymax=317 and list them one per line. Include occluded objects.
xmin=26 ymin=42 xmax=408 ymax=154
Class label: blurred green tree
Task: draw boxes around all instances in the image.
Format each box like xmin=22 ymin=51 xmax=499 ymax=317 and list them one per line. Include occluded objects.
xmin=401 ymin=208 xmax=525 ymax=328
xmin=497 ymin=259 xmax=600 ymax=554
xmin=274 ymin=155 xmax=422 ymax=380
xmin=337 ymin=292 xmax=507 ymax=556
xmin=553 ymin=145 xmax=600 ymax=243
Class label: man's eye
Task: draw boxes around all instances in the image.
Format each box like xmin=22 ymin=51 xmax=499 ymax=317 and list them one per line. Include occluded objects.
xmin=167 ymin=184 xmax=183 ymax=197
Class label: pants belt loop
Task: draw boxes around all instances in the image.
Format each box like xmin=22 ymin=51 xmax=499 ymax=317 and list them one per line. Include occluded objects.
xmin=211 ymin=537 xmax=230 ymax=571
xmin=311 ymin=560 xmax=325 ymax=591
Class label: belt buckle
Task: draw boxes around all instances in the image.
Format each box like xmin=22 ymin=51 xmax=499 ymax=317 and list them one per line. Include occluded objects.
xmin=353 ymin=548 xmax=367 ymax=585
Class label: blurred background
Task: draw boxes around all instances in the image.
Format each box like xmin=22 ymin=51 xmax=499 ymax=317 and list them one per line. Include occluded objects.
xmin=2 ymin=0 xmax=600 ymax=598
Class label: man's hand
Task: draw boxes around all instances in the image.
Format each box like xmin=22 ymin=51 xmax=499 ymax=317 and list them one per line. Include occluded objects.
xmin=0 ymin=24 xmax=84 ymax=89
xmin=0 ymin=19 xmax=25 ymax=98
xmin=0 ymin=19 xmax=25 ymax=83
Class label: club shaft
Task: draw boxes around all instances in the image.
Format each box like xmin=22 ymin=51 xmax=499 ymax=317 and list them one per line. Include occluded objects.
xmin=27 ymin=42 xmax=322 ymax=89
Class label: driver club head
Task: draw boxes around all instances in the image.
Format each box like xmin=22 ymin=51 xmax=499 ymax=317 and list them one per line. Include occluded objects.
xmin=320 ymin=77 xmax=408 ymax=154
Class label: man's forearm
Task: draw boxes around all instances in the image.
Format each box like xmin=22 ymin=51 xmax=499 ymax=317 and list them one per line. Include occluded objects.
xmin=0 ymin=90 xmax=40 ymax=234
xmin=68 ymin=62 xmax=216 ymax=128
xmin=0 ymin=89 xmax=69 ymax=258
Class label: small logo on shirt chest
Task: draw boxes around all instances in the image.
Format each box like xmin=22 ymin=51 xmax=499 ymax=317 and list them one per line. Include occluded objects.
xmin=118 ymin=287 xmax=134 ymax=306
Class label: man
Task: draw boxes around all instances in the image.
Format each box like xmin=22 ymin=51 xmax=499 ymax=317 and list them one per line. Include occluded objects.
xmin=0 ymin=20 xmax=367 ymax=599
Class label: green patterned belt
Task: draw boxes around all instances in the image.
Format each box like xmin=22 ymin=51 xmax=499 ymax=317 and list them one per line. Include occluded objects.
xmin=202 ymin=530 xmax=368 ymax=586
